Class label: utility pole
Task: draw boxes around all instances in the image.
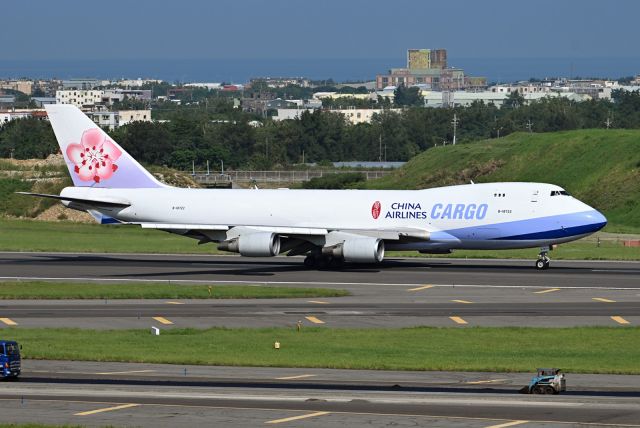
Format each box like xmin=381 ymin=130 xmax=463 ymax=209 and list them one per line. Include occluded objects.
xmin=604 ymin=117 xmax=613 ymax=129
xmin=451 ymin=113 xmax=458 ymax=145
xmin=378 ymin=134 xmax=382 ymax=162
xmin=526 ymin=119 xmax=533 ymax=133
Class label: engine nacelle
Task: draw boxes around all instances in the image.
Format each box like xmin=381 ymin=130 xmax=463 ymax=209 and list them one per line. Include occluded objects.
xmin=218 ymin=233 xmax=281 ymax=257
xmin=327 ymin=237 xmax=385 ymax=263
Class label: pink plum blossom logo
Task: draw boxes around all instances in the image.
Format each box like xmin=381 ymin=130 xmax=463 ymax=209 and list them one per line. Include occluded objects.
xmin=66 ymin=129 xmax=122 ymax=183
xmin=371 ymin=201 xmax=381 ymax=219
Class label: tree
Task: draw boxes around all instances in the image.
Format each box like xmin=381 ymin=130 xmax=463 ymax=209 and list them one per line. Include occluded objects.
xmin=503 ymin=91 xmax=525 ymax=109
xmin=393 ymin=85 xmax=424 ymax=107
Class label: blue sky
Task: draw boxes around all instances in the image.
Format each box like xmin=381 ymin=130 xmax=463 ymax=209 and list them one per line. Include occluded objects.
xmin=4 ymin=0 xmax=639 ymax=61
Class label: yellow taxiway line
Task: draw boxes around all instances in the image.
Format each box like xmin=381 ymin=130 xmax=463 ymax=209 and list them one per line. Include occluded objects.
xmin=152 ymin=316 xmax=174 ymax=325
xmin=0 ymin=318 xmax=17 ymax=326
xmin=449 ymin=316 xmax=468 ymax=325
xmin=592 ymin=298 xmax=616 ymax=303
xmin=611 ymin=316 xmax=630 ymax=325
xmin=165 ymin=301 xmax=184 ymax=305
xmin=305 ymin=316 xmax=325 ymax=324
xmin=266 ymin=411 xmax=330 ymax=424
xmin=451 ymin=299 xmax=473 ymax=304
xmin=75 ymin=403 xmax=140 ymax=416
xmin=407 ymin=285 xmax=434 ymax=291
xmin=307 ymin=300 xmax=330 ymax=304
xmin=534 ymin=288 xmax=560 ymax=294
xmin=485 ymin=421 xmax=529 ymax=428
xmin=95 ymin=370 xmax=157 ymax=375
xmin=275 ymin=374 xmax=317 ymax=380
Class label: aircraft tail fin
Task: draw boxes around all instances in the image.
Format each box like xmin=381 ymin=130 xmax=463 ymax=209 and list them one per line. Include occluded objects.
xmin=45 ymin=104 xmax=165 ymax=188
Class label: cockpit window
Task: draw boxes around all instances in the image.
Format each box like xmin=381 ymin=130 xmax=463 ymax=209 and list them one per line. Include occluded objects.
xmin=550 ymin=190 xmax=571 ymax=196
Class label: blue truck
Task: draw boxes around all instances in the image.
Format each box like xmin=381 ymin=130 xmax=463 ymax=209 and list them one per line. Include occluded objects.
xmin=0 ymin=340 xmax=21 ymax=379
xmin=520 ymin=368 xmax=566 ymax=394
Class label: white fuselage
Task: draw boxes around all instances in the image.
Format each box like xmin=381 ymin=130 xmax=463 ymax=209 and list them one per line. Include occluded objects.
xmin=61 ymin=181 xmax=607 ymax=252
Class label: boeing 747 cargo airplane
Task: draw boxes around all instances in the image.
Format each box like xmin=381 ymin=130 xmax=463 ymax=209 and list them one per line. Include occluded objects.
xmin=21 ymin=105 xmax=607 ymax=270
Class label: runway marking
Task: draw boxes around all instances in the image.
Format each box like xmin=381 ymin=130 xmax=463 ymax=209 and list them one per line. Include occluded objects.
xmin=534 ymin=288 xmax=560 ymax=294
xmin=5 ymin=397 xmax=640 ymax=428
xmin=305 ymin=316 xmax=325 ymax=324
xmin=611 ymin=316 xmax=630 ymax=325
xmin=75 ymin=403 xmax=140 ymax=416
xmin=449 ymin=316 xmax=468 ymax=325
xmin=466 ymin=378 xmax=507 ymax=384
xmin=165 ymin=301 xmax=185 ymax=305
xmin=308 ymin=300 xmax=330 ymax=304
xmin=592 ymin=298 xmax=616 ymax=303
xmin=485 ymin=421 xmax=529 ymax=428
xmin=451 ymin=299 xmax=473 ymax=304
xmin=408 ymin=285 xmax=434 ymax=291
xmin=95 ymin=369 xmax=157 ymax=375
xmin=152 ymin=316 xmax=174 ymax=325
xmin=2 ymin=276 xmax=640 ymax=291
xmin=266 ymin=411 xmax=330 ymax=424
xmin=275 ymin=374 xmax=317 ymax=380
xmin=0 ymin=318 xmax=17 ymax=326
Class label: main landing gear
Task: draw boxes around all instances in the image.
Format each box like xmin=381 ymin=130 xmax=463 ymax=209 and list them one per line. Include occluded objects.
xmin=535 ymin=247 xmax=551 ymax=270
xmin=303 ymin=254 xmax=345 ymax=269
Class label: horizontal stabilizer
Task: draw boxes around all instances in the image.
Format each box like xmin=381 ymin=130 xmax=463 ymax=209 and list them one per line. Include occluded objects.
xmin=16 ymin=192 xmax=131 ymax=208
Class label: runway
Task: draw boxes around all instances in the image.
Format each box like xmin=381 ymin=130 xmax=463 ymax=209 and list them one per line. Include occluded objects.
xmin=0 ymin=252 xmax=639 ymax=426
xmin=2 ymin=252 xmax=640 ymax=288
xmin=0 ymin=252 xmax=639 ymax=328
xmin=0 ymin=361 xmax=638 ymax=427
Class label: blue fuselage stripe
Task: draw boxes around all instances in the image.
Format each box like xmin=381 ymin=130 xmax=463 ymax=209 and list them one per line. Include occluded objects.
xmin=440 ymin=210 xmax=606 ymax=242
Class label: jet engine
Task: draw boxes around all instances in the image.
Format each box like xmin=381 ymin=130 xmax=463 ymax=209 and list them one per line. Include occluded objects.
xmin=325 ymin=237 xmax=385 ymax=263
xmin=218 ymin=233 xmax=281 ymax=257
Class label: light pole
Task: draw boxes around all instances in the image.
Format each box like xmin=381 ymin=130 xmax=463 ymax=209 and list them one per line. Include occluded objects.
xmin=451 ymin=113 xmax=459 ymax=145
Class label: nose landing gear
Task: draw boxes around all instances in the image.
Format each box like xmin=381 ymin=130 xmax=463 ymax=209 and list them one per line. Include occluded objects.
xmin=535 ymin=247 xmax=551 ymax=270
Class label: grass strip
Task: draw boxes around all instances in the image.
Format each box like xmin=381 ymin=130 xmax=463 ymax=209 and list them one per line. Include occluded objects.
xmin=9 ymin=326 xmax=640 ymax=374
xmin=0 ymin=281 xmax=348 ymax=300
xmin=2 ymin=218 xmax=639 ymax=260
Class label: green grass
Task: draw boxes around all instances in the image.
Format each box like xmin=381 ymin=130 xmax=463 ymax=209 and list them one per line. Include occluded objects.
xmin=2 ymin=218 xmax=640 ymax=260
xmin=8 ymin=327 xmax=639 ymax=374
xmin=0 ymin=281 xmax=348 ymax=300
xmin=0 ymin=218 xmax=216 ymax=254
xmin=0 ymin=425 xmax=86 ymax=428
xmin=365 ymin=129 xmax=640 ymax=231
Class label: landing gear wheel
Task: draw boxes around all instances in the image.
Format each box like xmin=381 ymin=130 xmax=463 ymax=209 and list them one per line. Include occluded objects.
xmin=303 ymin=255 xmax=317 ymax=268
xmin=535 ymin=249 xmax=551 ymax=270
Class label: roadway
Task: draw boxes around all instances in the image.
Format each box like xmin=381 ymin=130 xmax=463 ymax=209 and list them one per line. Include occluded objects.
xmin=0 ymin=361 xmax=638 ymax=427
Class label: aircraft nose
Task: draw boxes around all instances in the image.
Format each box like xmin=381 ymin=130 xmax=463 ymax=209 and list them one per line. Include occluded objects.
xmin=583 ymin=209 xmax=607 ymax=232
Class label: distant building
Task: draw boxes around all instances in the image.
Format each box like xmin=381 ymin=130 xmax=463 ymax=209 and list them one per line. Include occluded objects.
xmin=250 ymin=77 xmax=311 ymax=88
xmin=85 ymin=110 xmax=151 ymax=130
xmin=31 ymin=97 xmax=57 ymax=107
xmin=0 ymin=109 xmax=47 ymax=124
xmin=102 ymin=89 xmax=152 ymax=103
xmin=61 ymin=79 xmax=108 ymax=90
xmin=118 ymin=109 xmax=151 ymax=126
xmin=56 ymin=90 xmax=104 ymax=110
xmin=0 ymin=96 xmax=16 ymax=107
xmin=376 ymin=48 xmax=485 ymax=91
xmin=332 ymin=108 xmax=402 ymax=124
xmin=113 ymin=78 xmax=163 ymax=87
xmin=0 ymin=80 xmax=33 ymax=95
xmin=184 ymin=83 xmax=222 ymax=90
